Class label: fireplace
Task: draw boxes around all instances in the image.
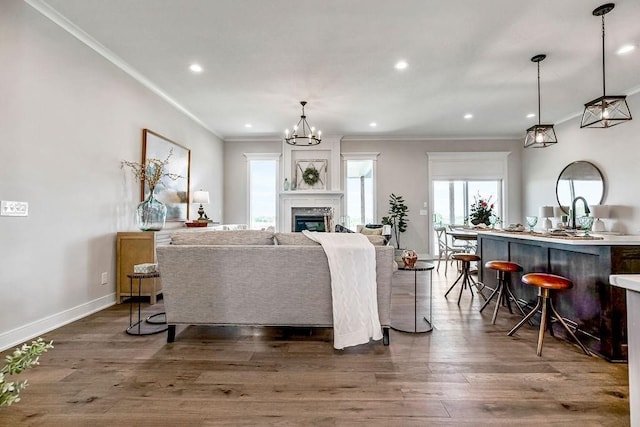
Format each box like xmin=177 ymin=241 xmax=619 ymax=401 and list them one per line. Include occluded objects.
xmin=291 ymin=207 xmax=333 ymax=232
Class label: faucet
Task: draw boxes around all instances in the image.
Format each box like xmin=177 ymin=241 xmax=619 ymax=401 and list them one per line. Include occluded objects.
xmin=570 ymin=196 xmax=591 ymax=229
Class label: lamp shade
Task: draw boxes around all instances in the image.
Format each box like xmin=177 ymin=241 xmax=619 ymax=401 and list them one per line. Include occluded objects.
xmin=553 ymin=206 xmax=568 ymax=217
xmin=192 ymin=190 xmax=210 ymax=204
xmin=591 ymin=205 xmax=610 ymax=219
xmin=539 ymin=206 xmax=554 ymax=218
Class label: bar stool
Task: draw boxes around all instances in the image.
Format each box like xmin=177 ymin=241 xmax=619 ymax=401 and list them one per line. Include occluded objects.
xmin=444 ymin=253 xmax=485 ymax=305
xmin=508 ymin=273 xmax=590 ymax=356
xmin=480 ymin=261 xmax=528 ymax=324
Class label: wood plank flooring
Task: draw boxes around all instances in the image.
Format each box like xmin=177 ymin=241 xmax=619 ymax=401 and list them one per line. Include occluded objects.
xmin=0 ymin=264 xmax=630 ymax=425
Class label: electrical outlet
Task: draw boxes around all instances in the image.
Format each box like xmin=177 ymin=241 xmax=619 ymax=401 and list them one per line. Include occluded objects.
xmin=1 ymin=200 xmax=29 ymax=217
xmin=419 ymin=209 xmax=428 ymax=216
xmin=101 ymin=272 xmax=108 ymax=285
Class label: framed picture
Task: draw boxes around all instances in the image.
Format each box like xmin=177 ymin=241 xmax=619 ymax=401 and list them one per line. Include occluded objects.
xmin=142 ymin=129 xmax=190 ymax=221
xmin=295 ymin=159 xmax=328 ymax=190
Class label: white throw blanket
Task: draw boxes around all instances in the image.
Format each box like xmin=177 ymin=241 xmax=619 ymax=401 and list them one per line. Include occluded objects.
xmin=302 ymin=231 xmax=383 ymax=349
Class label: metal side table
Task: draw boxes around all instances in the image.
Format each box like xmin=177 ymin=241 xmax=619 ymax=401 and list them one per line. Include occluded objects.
xmin=126 ymin=272 xmax=167 ymax=336
xmin=392 ymin=261 xmax=435 ymax=333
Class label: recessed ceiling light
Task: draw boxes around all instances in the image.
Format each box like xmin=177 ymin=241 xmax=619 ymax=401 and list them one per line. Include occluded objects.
xmin=394 ymin=60 xmax=408 ymax=70
xmin=617 ymin=44 xmax=636 ymax=55
xmin=463 ymin=113 xmax=473 ymax=119
xmin=527 ymin=113 xmax=536 ymax=118
xmin=189 ymin=63 xmax=203 ymax=73
xmin=369 ymin=122 xmax=377 ymax=127
xmin=244 ymin=123 xmax=253 ymax=128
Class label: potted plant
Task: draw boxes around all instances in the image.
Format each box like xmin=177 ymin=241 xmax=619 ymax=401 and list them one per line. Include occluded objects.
xmin=468 ymin=193 xmax=496 ymax=226
xmin=382 ymin=193 xmax=409 ymax=250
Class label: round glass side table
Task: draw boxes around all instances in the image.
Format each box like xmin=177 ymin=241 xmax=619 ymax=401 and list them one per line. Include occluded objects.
xmin=392 ymin=261 xmax=435 ymax=333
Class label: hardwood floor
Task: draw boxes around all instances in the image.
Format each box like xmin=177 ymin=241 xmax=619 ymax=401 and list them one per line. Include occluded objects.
xmin=0 ymin=265 xmax=630 ymax=426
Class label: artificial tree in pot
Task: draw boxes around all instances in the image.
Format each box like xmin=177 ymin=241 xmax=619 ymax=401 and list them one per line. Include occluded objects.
xmin=382 ymin=193 xmax=409 ymax=250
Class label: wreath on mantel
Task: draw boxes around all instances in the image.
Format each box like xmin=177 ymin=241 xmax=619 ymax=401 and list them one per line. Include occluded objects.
xmin=302 ymin=166 xmax=320 ymax=186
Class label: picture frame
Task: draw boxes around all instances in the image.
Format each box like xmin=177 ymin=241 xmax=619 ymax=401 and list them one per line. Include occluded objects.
xmin=295 ymin=159 xmax=328 ymax=190
xmin=142 ymin=129 xmax=191 ymax=221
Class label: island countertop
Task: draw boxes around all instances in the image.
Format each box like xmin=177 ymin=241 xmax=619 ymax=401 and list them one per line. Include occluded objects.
xmin=477 ymin=229 xmax=640 ymax=246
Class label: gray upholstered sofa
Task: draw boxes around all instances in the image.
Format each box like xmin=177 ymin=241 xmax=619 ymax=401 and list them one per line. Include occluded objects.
xmin=156 ymin=230 xmax=395 ymax=345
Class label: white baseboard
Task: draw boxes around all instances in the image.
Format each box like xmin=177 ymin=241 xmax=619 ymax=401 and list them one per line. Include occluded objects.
xmin=0 ymin=293 xmax=116 ymax=352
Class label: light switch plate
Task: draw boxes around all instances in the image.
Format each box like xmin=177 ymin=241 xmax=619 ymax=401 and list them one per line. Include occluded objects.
xmin=1 ymin=200 xmax=29 ymax=217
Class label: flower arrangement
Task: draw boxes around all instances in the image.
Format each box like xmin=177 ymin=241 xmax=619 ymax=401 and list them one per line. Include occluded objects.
xmin=468 ymin=193 xmax=497 ymax=226
xmin=1 ymin=338 xmax=53 ymax=407
xmin=121 ymin=149 xmax=183 ymax=195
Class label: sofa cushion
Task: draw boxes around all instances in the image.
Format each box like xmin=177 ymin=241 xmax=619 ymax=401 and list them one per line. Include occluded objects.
xmin=360 ymin=226 xmax=383 ymax=236
xmin=171 ymin=230 xmax=275 ymax=245
xmin=274 ymin=232 xmax=320 ymax=245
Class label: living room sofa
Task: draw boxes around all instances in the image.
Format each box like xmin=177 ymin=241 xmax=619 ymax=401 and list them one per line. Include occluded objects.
xmin=156 ymin=230 xmax=395 ymax=345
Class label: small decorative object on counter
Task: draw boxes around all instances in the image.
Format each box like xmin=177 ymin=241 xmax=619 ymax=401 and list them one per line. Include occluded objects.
xmin=133 ymin=263 xmax=158 ymax=274
xmin=401 ymin=250 xmax=418 ymax=268
xmin=283 ymin=178 xmax=290 ymax=191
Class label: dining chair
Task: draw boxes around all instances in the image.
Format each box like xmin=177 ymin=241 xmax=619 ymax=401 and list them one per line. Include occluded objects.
xmin=434 ymin=226 xmax=467 ymax=275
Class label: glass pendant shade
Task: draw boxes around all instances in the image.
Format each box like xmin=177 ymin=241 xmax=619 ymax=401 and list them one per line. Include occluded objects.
xmin=580 ymin=95 xmax=632 ymax=128
xmin=524 ymin=124 xmax=557 ymax=148
xmin=580 ymin=3 xmax=632 ymax=128
xmin=524 ymin=54 xmax=557 ymax=149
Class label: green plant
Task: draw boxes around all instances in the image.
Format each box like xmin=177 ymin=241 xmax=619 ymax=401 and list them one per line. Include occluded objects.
xmin=1 ymin=338 xmax=53 ymax=407
xmin=381 ymin=193 xmax=409 ymax=249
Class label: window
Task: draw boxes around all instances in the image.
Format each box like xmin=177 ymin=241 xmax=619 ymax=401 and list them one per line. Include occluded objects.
xmin=433 ymin=180 xmax=502 ymax=226
xmin=428 ymin=151 xmax=509 ymax=255
xmin=343 ymin=153 xmax=379 ymax=230
xmin=245 ymin=154 xmax=279 ymax=230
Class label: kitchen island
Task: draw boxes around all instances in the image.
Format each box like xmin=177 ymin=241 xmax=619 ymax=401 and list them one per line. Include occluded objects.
xmin=477 ymin=230 xmax=640 ymax=361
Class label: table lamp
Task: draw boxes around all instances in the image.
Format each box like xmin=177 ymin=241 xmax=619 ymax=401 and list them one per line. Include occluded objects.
xmin=553 ymin=205 xmax=569 ymax=228
xmin=591 ymin=205 xmax=610 ymax=232
xmin=539 ymin=206 xmax=554 ymax=230
xmin=192 ymin=190 xmax=211 ymax=222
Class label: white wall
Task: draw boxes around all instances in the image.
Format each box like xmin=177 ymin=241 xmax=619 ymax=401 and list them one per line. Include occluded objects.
xmin=224 ymin=137 xmax=522 ymax=255
xmin=522 ymin=92 xmax=640 ymax=235
xmin=0 ymin=1 xmax=223 ymax=350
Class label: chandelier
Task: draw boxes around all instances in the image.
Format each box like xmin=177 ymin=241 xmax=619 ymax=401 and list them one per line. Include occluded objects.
xmin=524 ymin=54 xmax=557 ymax=148
xmin=580 ymin=3 xmax=632 ymax=128
xmin=284 ymin=101 xmax=322 ymax=146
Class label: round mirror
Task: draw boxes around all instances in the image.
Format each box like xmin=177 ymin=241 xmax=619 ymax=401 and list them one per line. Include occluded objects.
xmin=556 ymin=161 xmax=605 ymax=215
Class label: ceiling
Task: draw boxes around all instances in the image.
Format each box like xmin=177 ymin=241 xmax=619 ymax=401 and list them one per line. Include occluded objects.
xmin=31 ymin=0 xmax=640 ymax=140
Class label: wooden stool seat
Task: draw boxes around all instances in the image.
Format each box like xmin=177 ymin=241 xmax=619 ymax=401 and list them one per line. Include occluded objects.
xmin=486 ymin=260 xmax=522 ymax=273
xmin=522 ymin=273 xmax=572 ymax=290
xmin=480 ymin=260 xmax=527 ymax=324
xmin=452 ymin=253 xmax=480 ymax=263
xmin=445 ymin=253 xmax=485 ymax=305
xmin=508 ymin=273 xmax=590 ymax=357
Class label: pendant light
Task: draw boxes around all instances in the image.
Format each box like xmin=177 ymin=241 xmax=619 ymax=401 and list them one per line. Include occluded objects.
xmin=284 ymin=101 xmax=322 ymax=146
xmin=580 ymin=3 xmax=632 ymax=128
xmin=524 ymin=54 xmax=557 ymax=148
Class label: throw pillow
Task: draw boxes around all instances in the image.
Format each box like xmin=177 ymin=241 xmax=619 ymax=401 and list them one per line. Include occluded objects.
xmin=360 ymin=226 xmax=383 ymax=236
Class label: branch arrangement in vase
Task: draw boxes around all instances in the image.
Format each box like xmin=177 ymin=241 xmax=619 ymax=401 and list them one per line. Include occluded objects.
xmin=121 ymin=148 xmax=183 ymax=194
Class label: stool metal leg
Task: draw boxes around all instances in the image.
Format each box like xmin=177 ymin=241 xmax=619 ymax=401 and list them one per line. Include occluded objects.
xmin=508 ymin=296 xmax=542 ymax=337
xmin=548 ymin=298 xmax=591 ymax=356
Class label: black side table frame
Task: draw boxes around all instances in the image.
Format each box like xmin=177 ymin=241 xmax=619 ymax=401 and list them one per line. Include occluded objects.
xmin=126 ymin=272 xmax=167 ymax=336
xmin=392 ymin=261 xmax=435 ymax=333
